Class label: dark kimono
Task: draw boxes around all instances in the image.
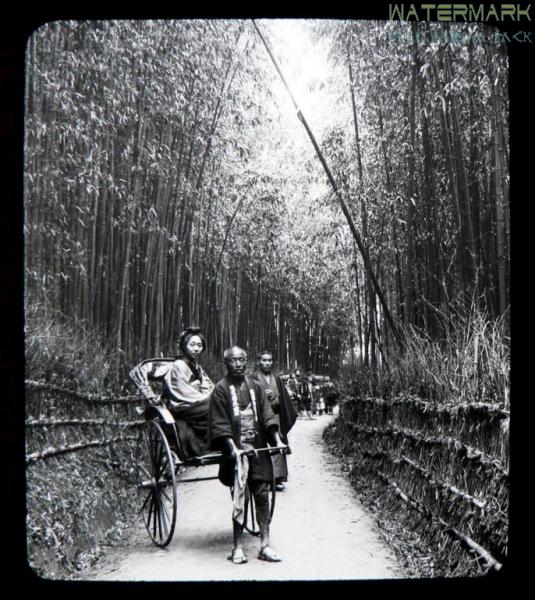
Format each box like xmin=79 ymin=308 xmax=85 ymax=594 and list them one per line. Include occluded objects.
xmin=273 ymin=375 xmax=298 ymax=440
xmin=251 ymin=371 xmax=298 ymax=482
xmin=207 ymin=375 xmax=280 ymax=487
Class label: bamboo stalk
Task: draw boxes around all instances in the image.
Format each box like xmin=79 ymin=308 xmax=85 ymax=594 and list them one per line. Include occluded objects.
xmin=494 ymin=127 xmax=507 ymax=316
xmin=377 ymin=471 xmax=502 ymax=572
xmin=348 ymin=422 xmax=508 ymax=477
xmin=348 ymin=395 xmax=509 ymax=418
xmin=399 ymin=455 xmax=487 ymax=509
xmin=362 ymin=448 xmax=503 ymax=516
xmin=25 ymin=380 xmax=143 ymax=403
xmin=252 ymin=20 xmax=402 ymax=348
xmin=26 ymin=418 xmax=144 ymax=427
xmin=26 ymin=435 xmax=138 ymax=464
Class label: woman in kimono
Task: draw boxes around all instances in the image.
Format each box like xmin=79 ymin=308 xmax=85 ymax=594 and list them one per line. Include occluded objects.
xmin=163 ymin=326 xmax=214 ymax=448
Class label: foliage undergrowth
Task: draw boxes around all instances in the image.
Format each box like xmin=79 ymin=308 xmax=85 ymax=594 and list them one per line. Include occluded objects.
xmin=26 ymin=445 xmax=138 ymax=580
xmin=340 ymin=308 xmax=510 ymax=406
xmin=25 ymin=302 xmax=140 ymax=578
xmin=329 ymin=307 xmax=510 ymax=577
xmin=25 ymin=302 xmax=117 ymax=393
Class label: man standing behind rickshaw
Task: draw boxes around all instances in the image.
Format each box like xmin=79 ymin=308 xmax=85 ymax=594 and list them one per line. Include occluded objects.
xmin=252 ymin=350 xmax=297 ymax=491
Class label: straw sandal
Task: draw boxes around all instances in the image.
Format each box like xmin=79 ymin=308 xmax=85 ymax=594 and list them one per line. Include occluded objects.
xmin=227 ymin=547 xmax=248 ymax=564
xmin=257 ymin=546 xmax=282 ymax=562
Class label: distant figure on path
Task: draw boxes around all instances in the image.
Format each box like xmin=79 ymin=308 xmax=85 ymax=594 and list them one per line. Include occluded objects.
xmin=164 ymin=326 xmax=214 ymax=454
xmin=324 ymin=378 xmax=339 ymax=414
xmin=313 ymin=380 xmax=325 ymax=416
xmin=299 ymin=372 xmax=314 ymax=419
xmin=208 ymin=346 xmax=286 ymax=564
xmin=286 ymin=372 xmax=300 ymax=415
xmin=252 ymin=350 xmax=297 ymax=491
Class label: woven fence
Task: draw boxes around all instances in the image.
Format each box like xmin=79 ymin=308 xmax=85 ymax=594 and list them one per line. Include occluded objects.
xmin=325 ymin=393 xmax=509 ymax=577
xmin=25 ymin=380 xmax=145 ymax=578
xmin=25 ymin=380 xmax=144 ymax=463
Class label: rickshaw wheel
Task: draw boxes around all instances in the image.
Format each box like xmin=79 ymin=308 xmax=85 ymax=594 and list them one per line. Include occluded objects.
xmin=136 ymin=420 xmax=178 ymax=547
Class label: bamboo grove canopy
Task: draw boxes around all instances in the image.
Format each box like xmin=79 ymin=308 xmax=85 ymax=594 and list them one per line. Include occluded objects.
xmin=24 ymin=19 xmax=509 ymax=383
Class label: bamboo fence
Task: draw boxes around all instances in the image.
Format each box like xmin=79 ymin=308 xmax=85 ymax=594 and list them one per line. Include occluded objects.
xmin=327 ymin=394 xmax=509 ymax=576
xmin=25 ymin=380 xmax=144 ymax=463
xmin=25 ymin=380 xmax=147 ymax=576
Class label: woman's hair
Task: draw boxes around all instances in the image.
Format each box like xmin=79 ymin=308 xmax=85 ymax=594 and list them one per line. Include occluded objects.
xmin=177 ymin=326 xmax=206 ymax=355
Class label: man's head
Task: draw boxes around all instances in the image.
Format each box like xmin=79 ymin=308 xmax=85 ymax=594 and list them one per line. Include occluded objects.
xmin=256 ymin=350 xmax=273 ymax=375
xmin=223 ymin=346 xmax=248 ymax=379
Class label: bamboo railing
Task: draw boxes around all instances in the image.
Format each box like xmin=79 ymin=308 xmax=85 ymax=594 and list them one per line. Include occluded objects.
xmin=327 ymin=394 xmax=509 ymax=576
xmin=25 ymin=380 xmax=144 ymax=465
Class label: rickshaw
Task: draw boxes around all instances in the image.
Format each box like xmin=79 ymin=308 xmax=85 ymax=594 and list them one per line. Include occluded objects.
xmin=129 ymin=358 xmax=290 ymax=547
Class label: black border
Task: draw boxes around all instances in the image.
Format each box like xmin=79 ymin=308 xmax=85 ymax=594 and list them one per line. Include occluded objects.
xmin=4 ymin=2 xmax=532 ymax=592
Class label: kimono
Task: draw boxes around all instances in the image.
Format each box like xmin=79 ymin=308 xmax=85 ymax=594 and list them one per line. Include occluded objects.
xmin=251 ymin=371 xmax=298 ymax=482
xmin=208 ymin=375 xmax=280 ymax=487
xmin=163 ymin=357 xmax=214 ymax=456
xmin=164 ymin=357 xmax=214 ymax=406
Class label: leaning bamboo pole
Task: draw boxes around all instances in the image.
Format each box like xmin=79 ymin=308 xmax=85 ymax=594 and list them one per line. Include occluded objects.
xmin=252 ymin=20 xmax=402 ymax=348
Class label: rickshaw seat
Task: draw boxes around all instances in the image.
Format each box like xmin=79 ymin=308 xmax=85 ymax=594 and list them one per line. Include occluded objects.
xmin=130 ymin=357 xmax=214 ymax=461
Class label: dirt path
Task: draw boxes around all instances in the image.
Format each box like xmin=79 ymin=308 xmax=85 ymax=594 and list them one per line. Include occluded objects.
xmin=84 ymin=413 xmax=405 ymax=581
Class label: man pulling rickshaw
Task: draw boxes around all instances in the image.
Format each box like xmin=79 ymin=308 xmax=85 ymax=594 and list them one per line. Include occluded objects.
xmin=130 ymin=333 xmax=293 ymax=564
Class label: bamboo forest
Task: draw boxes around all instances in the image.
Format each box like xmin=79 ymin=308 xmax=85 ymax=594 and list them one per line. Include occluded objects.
xmin=24 ymin=19 xmax=511 ymax=580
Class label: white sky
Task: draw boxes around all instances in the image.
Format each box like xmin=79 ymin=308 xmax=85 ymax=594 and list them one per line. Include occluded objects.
xmin=259 ymin=19 xmax=344 ymax=142
xmin=251 ymin=19 xmax=348 ymax=200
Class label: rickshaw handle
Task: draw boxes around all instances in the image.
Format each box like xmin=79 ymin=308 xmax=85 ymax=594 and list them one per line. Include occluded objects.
xmin=241 ymin=444 xmax=291 ymax=458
